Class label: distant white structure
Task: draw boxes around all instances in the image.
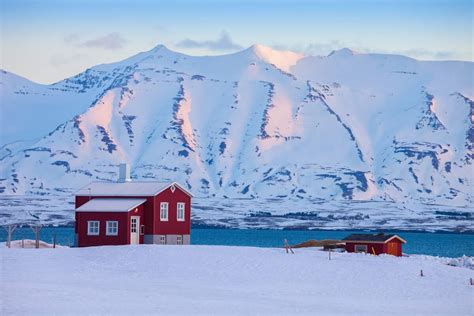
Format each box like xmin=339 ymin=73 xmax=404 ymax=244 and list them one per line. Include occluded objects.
xmin=118 ymin=163 xmax=131 ymax=182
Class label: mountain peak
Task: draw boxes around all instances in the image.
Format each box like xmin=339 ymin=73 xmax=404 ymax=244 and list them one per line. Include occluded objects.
xmin=328 ymin=48 xmax=357 ymax=58
xmin=246 ymin=44 xmax=305 ymax=73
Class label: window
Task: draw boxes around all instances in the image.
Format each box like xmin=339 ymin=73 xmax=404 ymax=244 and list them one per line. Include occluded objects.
xmin=177 ymin=202 xmax=185 ymax=221
xmin=177 ymin=235 xmax=183 ymax=245
xmin=159 ymin=235 xmax=166 ymax=245
xmin=106 ymin=221 xmax=118 ymax=236
xmin=131 ymin=218 xmax=137 ymax=233
xmin=160 ymin=202 xmax=168 ymax=221
xmin=354 ymin=244 xmax=368 ymax=253
xmin=140 ymin=225 xmax=145 ymax=235
xmin=87 ymin=221 xmax=99 ymax=236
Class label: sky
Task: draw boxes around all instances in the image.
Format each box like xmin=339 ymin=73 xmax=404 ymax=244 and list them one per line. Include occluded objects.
xmin=0 ymin=0 xmax=472 ymax=84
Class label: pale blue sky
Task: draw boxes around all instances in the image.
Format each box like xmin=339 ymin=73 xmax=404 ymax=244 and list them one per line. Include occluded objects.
xmin=1 ymin=0 xmax=472 ymax=83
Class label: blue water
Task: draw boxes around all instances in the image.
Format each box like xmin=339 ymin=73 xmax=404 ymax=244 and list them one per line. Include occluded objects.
xmin=1 ymin=227 xmax=472 ymax=258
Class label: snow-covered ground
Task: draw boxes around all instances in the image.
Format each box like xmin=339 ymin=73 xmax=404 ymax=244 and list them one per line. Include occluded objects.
xmin=1 ymin=245 xmax=472 ymax=315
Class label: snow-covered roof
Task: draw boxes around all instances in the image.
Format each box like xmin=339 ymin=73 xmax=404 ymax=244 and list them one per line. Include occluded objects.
xmin=342 ymin=233 xmax=407 ymax=244
xmin=75 ymin=181 xmax=192 ymax=197
xmin=76 ymin=198 xmax=147 ymax=212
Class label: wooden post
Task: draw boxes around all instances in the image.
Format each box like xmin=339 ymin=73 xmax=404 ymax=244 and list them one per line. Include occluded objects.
xmin=22 ymin=239 xmax=24 ymax=248
xmin=284 ymin=239 xmax=294 ymax=254
xmin=329 ymin=248 xmax=332 ymax=260
xmin=4 ymin=225 xmax=18 ymax=248
xmin=30 ymin=225 xmax=42 ymax=249
xmin=53 ymin=234 xmax=56 ymax=248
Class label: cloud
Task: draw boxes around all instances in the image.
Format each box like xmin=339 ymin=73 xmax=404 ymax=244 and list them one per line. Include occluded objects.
xmin=394 ymin=49 xmax=456 ymax=60
xmin=79 ymin=32 xmax=127 ymax=50
xmin=269 ymin=41 xmax=345 ymax=56
xmin=64 ymin=33 xmax=80 ymax=44
xmin=176 ymin=31 xmax=243 ymax=51
xmin=270 ymin=41 xmax=457 ymax=61
xmin=62 ymin=32 xmax=127 ymax=50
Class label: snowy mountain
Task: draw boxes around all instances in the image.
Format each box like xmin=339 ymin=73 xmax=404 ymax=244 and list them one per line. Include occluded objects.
xmin=1 ymin=44 xmax=473 ymax=207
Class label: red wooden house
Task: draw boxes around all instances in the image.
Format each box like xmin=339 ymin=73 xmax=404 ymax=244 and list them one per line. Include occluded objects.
xmin=342 ymin=233 xmax=406 ymax=257
xmin=75 ymin=164 xmax=192 ymax=247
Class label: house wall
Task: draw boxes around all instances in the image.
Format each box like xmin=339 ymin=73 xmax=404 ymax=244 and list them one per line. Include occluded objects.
xmin=384 ymin=240 xmax=403 ymax=256
xmin=345 ymin=240 xmax=404 ymax=256
xmin=152 ymin=186 xmax=191 ymax=235
xmin=75 ymin=196 xmax=154 ymax=235
xmin=345 ymin=242 xmax=385 ymax=255
xmin=75 ymin=204 xmax=145 ymax=247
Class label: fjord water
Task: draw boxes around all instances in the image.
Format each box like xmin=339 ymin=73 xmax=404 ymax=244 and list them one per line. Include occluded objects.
xmin=1 ymin=227 xmax=472 ymax=258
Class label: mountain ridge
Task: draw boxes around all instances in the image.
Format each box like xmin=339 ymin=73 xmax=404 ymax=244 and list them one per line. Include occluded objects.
xmin=0 ymin=44 xmax=472 ymax=208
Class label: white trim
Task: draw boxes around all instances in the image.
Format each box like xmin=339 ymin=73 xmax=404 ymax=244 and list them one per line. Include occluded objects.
xmin=160 ymin=202 xmax=169 ymax=221
xmin=87 ymin=221 xmax=100 ymax=236
xmin=385 ymin=235 xmax=407 ymax=244
xmin=354 ymin=244 xmax=368 ymax=253
xmin=154 ymin=182 xmax=193 ymax=197
xmin=177 ymin=202 xmax=185 ymax=221
xmin=106 ymin=221 xmax=118 ymax=236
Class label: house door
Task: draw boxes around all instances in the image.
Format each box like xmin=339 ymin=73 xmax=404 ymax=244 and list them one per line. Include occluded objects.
xmin=130 ymin=216 xmax=140 ymax=244
xmin=387 ymin=242 xmax=398 ymax=256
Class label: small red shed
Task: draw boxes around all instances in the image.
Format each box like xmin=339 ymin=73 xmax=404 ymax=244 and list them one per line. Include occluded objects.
xmin=75 ymin=164 xmax=193 ymax=247
xmin=342 ymin=233 xmax=406 ymax=257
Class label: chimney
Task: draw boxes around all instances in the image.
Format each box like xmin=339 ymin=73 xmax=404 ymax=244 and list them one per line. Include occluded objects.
xmin=118 ymin=163 xmax=131 ymax=182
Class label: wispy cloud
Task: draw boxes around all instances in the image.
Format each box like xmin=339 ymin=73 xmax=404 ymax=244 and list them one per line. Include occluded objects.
xmin=270 ymin=41 xmax=457 ymax=60
xmin=63 ymin=33 xmax=80 ymax=44
xmin=176 ymin=31 xmax=243 ymax=51
xmin=63 ymin=32 xmax=127 ymax=50
xmin=80 ymin=33 xmax=127 ymax=50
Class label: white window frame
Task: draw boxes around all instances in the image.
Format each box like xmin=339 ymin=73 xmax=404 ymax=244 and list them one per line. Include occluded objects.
xmin=177 ymin=202 xmax=185 ymax=221
xmin=106 ymin=221 xmax=118 ymax=236
xmin=354 ymin=244 xmax=368 ymax=253
xmin=87 ymin=221 xmax=100 ymax=236
xmin=177 ymin=235 xmax=183 ymax=245
xmin=160 ymin=202 xmax=169 ymax=221
xmin=159 ymin=235 xmax=166 ymax=245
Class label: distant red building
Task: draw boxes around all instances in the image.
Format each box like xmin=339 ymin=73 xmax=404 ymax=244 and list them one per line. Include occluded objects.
xmin=342 ymin=233 xmax=406 ymax=257
xmin=75 ymin=164 xmax=192 ymax=247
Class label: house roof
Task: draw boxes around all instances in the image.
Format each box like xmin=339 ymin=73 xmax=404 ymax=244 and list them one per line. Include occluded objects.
xmin=342 ymin=233 xmax=406 ymax=244
xmin=75 ymin=198 xmax=147 ymax=212
xmin=75 ymin=181 xmax=193 ymax=197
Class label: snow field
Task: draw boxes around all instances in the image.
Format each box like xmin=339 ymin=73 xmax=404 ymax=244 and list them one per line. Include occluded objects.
xmin=1 ymin=245 xmax=472 ymax=315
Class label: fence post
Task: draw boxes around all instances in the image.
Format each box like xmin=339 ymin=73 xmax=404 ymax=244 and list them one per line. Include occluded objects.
xmin=30 ymin=224 xmax=42 ymax=249
xmin=284 ymin=239 xmax=294 ymax=254
xmin=4 ymin=225 xmax=18 ymax=248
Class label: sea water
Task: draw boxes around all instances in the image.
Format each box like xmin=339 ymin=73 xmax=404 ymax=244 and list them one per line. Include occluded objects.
xmin=0 ymin=227 xmax=472 ymax=258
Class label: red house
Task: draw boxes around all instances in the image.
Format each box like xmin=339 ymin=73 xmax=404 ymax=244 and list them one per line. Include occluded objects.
xmin=75 ymin=164 xmax=192 ymax=247
xmin=342 ymin=233 xmax=406 ymax=257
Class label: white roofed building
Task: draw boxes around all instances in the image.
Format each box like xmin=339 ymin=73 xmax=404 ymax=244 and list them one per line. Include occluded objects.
xmin=75 ymin=164 xmax=192 ymax=247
